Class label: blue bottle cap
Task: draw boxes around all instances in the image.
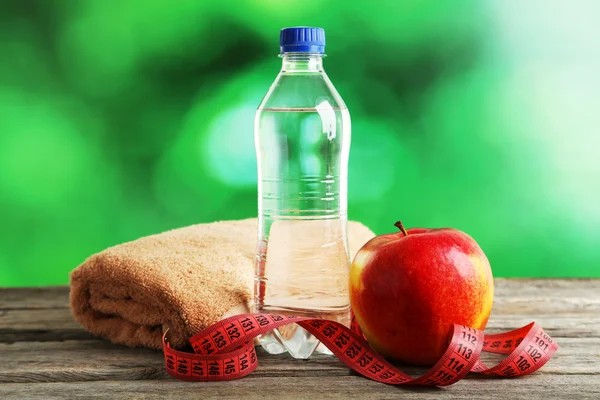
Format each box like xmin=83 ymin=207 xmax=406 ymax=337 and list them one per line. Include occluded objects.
xmin=280 ymin=27 xmax=325 ymax=54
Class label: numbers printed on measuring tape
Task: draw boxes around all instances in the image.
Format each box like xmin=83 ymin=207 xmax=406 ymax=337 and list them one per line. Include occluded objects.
xmin=516 ymin=355 xmax=531 ymax=371
xmin=177 ymin=357 xmax=189 ymax=375
xmin=240 ymin=317 xmax=255 ymax=332
xmin=208 ymin=360 xmax=220 ymax=376
xmin=357 ymin=353 xmax=374 ymax=368
xmin=461 ymin=331 xmax=477 ymax=344
xmin=239 ymin=353 xmax=249 ymax=371
xmin=527 ymin=345 xmax=542 ymax=362
xmin=309 ymin=319 xmax=326 ymax=329
xmin=164 ymin=315 xmax=558 ymax=385
xmin=225 ymin=323 xmax=241 ymax=340
xmin=447 ymin=357 xmax=465 ymax=373
xmin=255 ymin=315 xmax=270 ymax=327
xmin=534 ymin=335 xmax=550 ymax=352
xmin=224 ymin=358 xmax=236 ymax=375
xmin=436 ymin=370 xmax=455 ymax=382
xmin=212 ymin=330 xmax=227 ymax=349
xmin=322 ymin=324 xmax=339 ymax=338
xmin=367 ymin=361 xmax=385 ymax=374
xmin=192 ymin=360 xmax=204 ymax=377
xmin=165 ymin=354 xmax=175 ymax=371
xmin=345 ymin=342 xmax=363 ymax=359
xmin=334 ymin=332 xmax=351 ymax=349
xmin=457 ymin=343 xmax=473 ymax=359
xmin=379 ymin=370 xmax=395 ymax=380
xmin=200 ymin=337 xmax=215 ymax=354
xmin=501 ymin=365 xmax=517 ymax=376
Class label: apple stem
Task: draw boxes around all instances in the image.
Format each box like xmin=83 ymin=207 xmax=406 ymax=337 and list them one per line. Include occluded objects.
xmin=394 ymin=221 xmax=408 ymax=237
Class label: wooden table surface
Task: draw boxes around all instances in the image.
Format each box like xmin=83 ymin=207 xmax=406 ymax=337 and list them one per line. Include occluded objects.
xmin=0 ymin=279 xmax=598 ymax=399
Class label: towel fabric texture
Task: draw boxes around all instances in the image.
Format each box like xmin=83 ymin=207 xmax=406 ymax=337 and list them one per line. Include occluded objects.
xmin=70 ymin=218 xmax=375 ymax=349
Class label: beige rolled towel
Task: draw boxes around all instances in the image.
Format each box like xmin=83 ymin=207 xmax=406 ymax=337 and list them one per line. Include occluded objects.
xmin=70 ymin=218 xmax=375 ymax=349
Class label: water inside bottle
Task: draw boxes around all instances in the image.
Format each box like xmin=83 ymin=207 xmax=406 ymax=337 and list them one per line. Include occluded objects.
xmin=254 ymin=107 xmax=351 ymax=359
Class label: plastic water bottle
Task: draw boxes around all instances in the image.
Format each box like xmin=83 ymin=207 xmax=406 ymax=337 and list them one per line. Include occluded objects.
xmin=254 ymin=27 xmax=351 ymax=359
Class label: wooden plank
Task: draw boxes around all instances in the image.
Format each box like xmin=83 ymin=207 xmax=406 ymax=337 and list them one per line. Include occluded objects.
xmin=1 ymin=374 xmax=599 ymax=400
xmin=2 ymin=281 xmax=598 ymax=317
xmin=0 ymin=344 xmax=348 ymax=383
xmin=11 ymin=308 xmax=600 ymax=337
xmin=0 ymin=308 xmax=81 ymax=330
xmin=494 ymin=278 xmax=599 ymax=293
xmin=0 ymin=328 xmax=95 ymax=343
xmin=1 ymin=281 xmax=598 ymax=325
xmin=0 ymin=281 xmax=598 ymax=399
xmin=492 ymin=279 xmax=600 ymax=315
xmin=0 ymin=287 xmax=70 ymax=309
xmin=485 ymin=315 xmax=600 ymax=338
xmin=0 ymin=336 xmax=595 ymax=384
xmin=1 ymin=280 xmax=599 ymax=310
xmin=0 ymin=308 xmax=92 ymax=343
xmin=2 ymin=306 xmax=598 ymax=345
xmin=492 ymin=296 xmax=600 ymax=315
xmin=1 ymin=281 xmax=599 ymax=346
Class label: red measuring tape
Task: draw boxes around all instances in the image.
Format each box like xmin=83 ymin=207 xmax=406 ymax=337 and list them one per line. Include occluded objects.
xmin=162 ymin=313 xmax=558 ymax=385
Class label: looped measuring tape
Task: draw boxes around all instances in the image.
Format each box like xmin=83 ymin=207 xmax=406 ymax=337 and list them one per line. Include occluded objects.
xmin=162 ymin=313 xmax=558 ymax=386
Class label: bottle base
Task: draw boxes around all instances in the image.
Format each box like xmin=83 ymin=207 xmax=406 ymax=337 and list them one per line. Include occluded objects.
xmin=257 ymin=308 xmax=349 ymax=359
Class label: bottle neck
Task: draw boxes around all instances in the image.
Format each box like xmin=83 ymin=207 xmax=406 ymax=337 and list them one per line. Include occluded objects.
xmin=281 ymin=53 xmax=324 ymax=72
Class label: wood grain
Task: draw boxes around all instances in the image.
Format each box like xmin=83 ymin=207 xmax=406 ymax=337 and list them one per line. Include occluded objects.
xmin=0 ymin=287 xmax=70 ymax=310
xmin=0 ymin=280 xmax=598 ymax=399
xmin=0 ymin=337 xmax=597 ymax=384
xmin=2 ymin=375 xmax=600 ymax=400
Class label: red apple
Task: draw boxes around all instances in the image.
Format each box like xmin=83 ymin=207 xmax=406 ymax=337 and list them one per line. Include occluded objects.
xmin=349 ymin=221 xmax=494 ymax=366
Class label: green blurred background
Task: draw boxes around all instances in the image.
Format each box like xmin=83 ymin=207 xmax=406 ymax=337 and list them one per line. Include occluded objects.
xmin=0 ymin=0 xmax=598 ymax=286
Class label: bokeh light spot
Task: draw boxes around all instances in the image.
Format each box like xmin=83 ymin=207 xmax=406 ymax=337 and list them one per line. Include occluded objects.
xmin=203 ymin=104 xmax=258 ymax=187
